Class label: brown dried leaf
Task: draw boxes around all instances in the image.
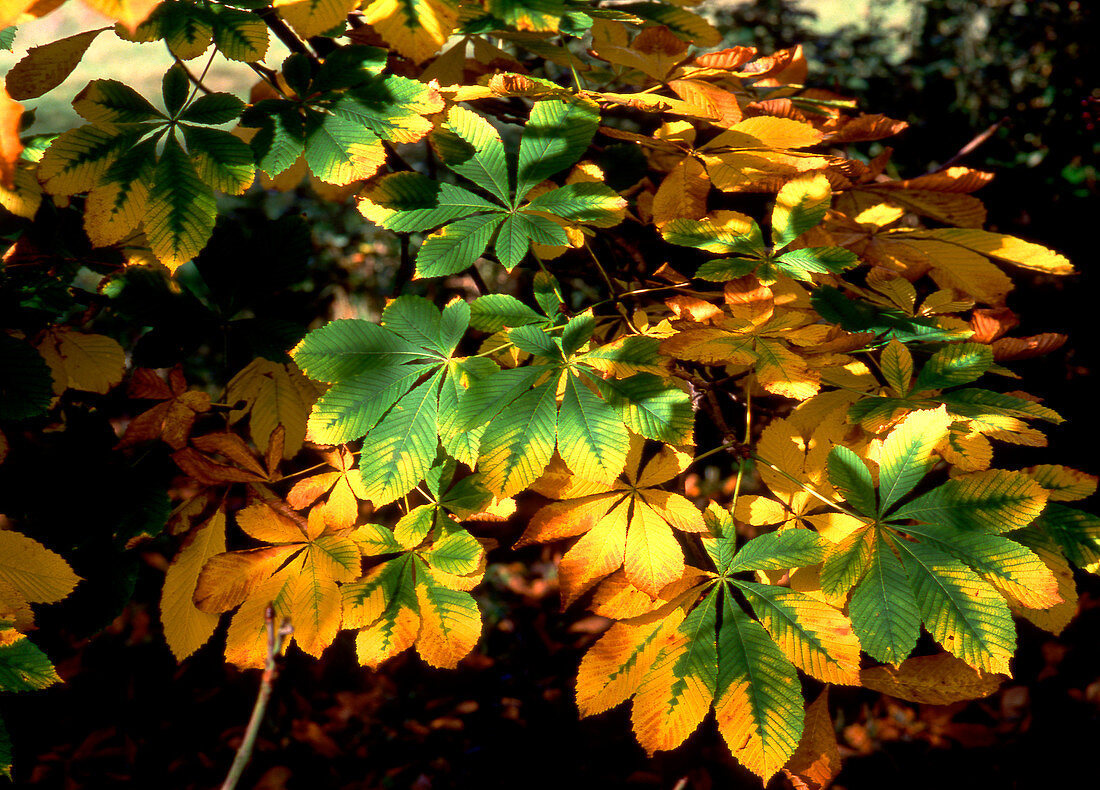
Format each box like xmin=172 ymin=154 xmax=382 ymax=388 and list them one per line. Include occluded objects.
xmin=991 ymin=333 xmax=1068 ymax=362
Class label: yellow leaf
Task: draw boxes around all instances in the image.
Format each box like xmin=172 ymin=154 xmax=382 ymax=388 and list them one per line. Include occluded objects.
xmin=161 ymin=508 xmax=225 ymax=660
xmin=36 ymin=328 xmax=125 ymax=395
xmin=652 ymin=156 xmax=710 ymax=227
xmin=576 ymin=613 xmax=682 ymax=716
xmin=667 ymin=79 xmax=742 ymax=125
xmin=1024 ymin=464 xmax=1098 ymax=502
xmin=361 ymin=0 xmax=459 ymax=63
xmin=0 ymin=529 xmax=81 ymax=605
xmin=193 ymin=546 xmax=298 ymax=613
xmin=913 ymin=229 xmax=1074 ymax=276
xmin=274 ymin=0 xmax=358 ymax=38
xmin=224 ymin=563 xmax=298 ymax=668
xmin=5 ymin=28 xmax=108 ymax=102
xmin=1009 ymin=531 xmax=1078 ymax=635
xmin=558 ymin=498 xmax=630 ymax=607
xmin=286 ymin=549 xmax=345 ymax=657
xmin=84 ymin=174 xmax=149 ymax=247
xmin=859 ymin=652 xmax=1007 ymax=704
xmin=631 ymin=629 xmax=714 ymax=754
xmin=237 ymin=501 xmax=307 ymax=544
xmin=356 ymin=605 xmax=419 ymax=667
xmin=81 ymin=0 xmax=162 ymax=32
xmin=414 ymin=571 xmax=481 ymax=668
xmin=625 ymin=502 xmax=684 ymax=597
xmin=0 ymin=577 xmax=35 ymax=630
xmin=227 ymin=358 xmax=320 ymax=460
xmin=706 ymin=116 xmax=823 ymax=151
xmin=0 ymin=161 xmax=44 ymax=219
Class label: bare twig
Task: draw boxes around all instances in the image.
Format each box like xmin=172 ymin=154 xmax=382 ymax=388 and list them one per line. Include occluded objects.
xmin=931 ymin=116 xmax=1009 ymax=172
xmin=257 ymin=5 xmax=317 ymax=61
xmin=219 ymin=606 xmax=293 ymax=790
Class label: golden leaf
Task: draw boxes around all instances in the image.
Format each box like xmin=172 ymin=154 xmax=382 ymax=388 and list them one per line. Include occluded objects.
xmin=859 ymin=652 xmax=1007 ymax=704
xmin=161 ymin=508 xmax=225 ymax=660
xmin=36 ymin=328 xmax=125 ymax=395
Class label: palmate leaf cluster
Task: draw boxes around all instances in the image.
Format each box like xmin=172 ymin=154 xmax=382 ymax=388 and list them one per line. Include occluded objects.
xmin=0 ymin=0 xmax=1097 ymax=783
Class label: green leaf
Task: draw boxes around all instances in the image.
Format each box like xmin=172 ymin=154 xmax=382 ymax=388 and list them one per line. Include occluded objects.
xmin=1030 ymin=503 xmax=1100 ymax=570
xmin=877 ymin=407 xmax=951 ymax=515
xmin=162 ymin=63 xmax=190 ymax=117
xmin=315 ymin=45 xmax=388 ymax=90
xmin=469 ymin=294 xmax=545 ymax=333
xmin=430 ymin=105 xmax=511 ymax=205
xmin=913 ymin=343 xmax=994 ymax=392
xmin=661 ymin=216 xmax=764 ymax=256
xmin=557 ymin=374 xmax=629 ymax=483
xmin=890 ymin=470 xmax=1049 ymax=533
xmin=902 ymin=523 xmax=1057 ymax=609
xmin=734 ymin=580 xmax=859 ymax=684
xmin=394 ymin=504 xmax=440 ymax=548
xmin=940 ymin=388 xmax=1064 ymax=424
xmin=826 ymin=445 xmax=876 ymax=517
xmin=477 ymin=381 xmax=558 ymax=497
xmin=308 ymin=364 xmax=431 ymax=444
xmin=160 ymin=1 xmax=214 ymax=59
xmin=358 ymin=371 xmax=442 ymax=504
xmin=894 ymin=538 xmax=1015 ymax=673
xmin=773 ymin=246 xmax=859 ymax=279
xmin=848 ymin=533 xmax=920 ymax=665
xmin=422 ymin=528 xmax=482 ymax=575
xmin=359 ymin=172 xmax=499 ymax=232
xmin=819 ymin=524 xmax=873 ymax=597
xmin=696 ymin=257 xmax=760 ymax=282
xmin=382 ymin=295 xmax=448 ymax=356
xmin=593 ymin=372 xmax=694 ymax=445
xmin=417 ymin=213 xmax=506 ymax=278
xmin=304 ymin=110 xmax=386 ymax=186
xmin=180 ymin=93 xmax=245 ymax=125
xmin=714 ymin=593 xmax=804 ymax=781
xmin=183 ymin=126 xmax=255 ymax=195
xmin=515 ymin=96 xmax=599 ymax=201
xmin=38 ymin=125 xmax=141 ymax=195
xmin=0 ymin=635 xmax=61 ymax=692
xmin=561 ymin=313 xmax=595 ymax=357
xmin=247 ymin=105 xmax=306 ymax=177
xmin=336 ymin=76 xmax=438 ymax=143
xmin=213 ymin=8 xmax=269 ymax=62
xmin=438 ymin=357 xmax=499 ymax=466
xmin=727 ymin=529 xmax=828 ymax=573
xmin=0 ymin=334 xmax=53 ymax=420
xmin=145 ymin=135 xmax=217 ymax=270
xmin=73 ymin=79 xmax=163 ymax=124
xmin=523 ymin=181 xmax=626 ymax=224
xmin=292 ymin=318 xmax=421 ymax=382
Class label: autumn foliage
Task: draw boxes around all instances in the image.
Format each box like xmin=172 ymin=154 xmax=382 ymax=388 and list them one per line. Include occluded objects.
xmin=0 ymin=0 xmax=1096 ymax=784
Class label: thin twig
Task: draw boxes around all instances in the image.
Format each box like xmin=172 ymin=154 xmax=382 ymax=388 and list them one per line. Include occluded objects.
xmin=220 ymin=606 xmax=293 ymax=790
xmin=931 ymin=116 xmax=1009 ymax=172
xmin=257 ymin=5 xmax=317 ymax=61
